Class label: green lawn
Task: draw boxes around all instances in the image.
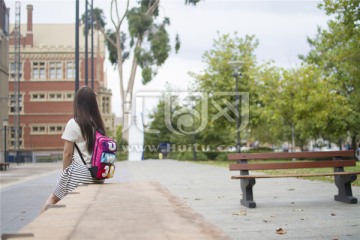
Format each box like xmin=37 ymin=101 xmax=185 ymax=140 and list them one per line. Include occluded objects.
xmin=193 ymin=160 xmax=360 ymax=186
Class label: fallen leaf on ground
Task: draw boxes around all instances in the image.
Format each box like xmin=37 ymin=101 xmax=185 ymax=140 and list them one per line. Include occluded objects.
xmin=331 ymin=213 xmax=336 ymax=216
xmin=194 ymin=198 xmax=201 ymax=200
xmin=276 ymin=228 xmax=286 ymax=235
xmin=293 ymin=209 xmax=304 ymax=212
xmin=287 ymin=188 xmax=295 ymax=191
xmin=233 ymin=210 xmax=247 ymax=216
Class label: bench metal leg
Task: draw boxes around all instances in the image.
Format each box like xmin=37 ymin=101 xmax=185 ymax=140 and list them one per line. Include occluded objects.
xmin=334 ymin=173 xmax=357 ymax=204
xmin=240 ymin=178 xmax=256 ymax=208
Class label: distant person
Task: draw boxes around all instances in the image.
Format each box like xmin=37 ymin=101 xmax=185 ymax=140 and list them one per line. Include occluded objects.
xmin=344 ymin=142 xmax=351 ymax=150
xmin=356 ymin=142 xmax=360 ymax=161
xmin=282 ymin=143 xmax=289 ymax=152
xmin=40 ymin=87 xmax=106 ymax=213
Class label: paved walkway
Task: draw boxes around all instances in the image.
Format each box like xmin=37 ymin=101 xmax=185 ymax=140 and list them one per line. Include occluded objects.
xmin=1 ymin=160 xmax=360 ymax=239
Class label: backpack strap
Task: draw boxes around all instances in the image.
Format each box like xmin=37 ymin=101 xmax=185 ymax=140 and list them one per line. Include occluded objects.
xmin=74 ymin=143 xmax=87 ymax=166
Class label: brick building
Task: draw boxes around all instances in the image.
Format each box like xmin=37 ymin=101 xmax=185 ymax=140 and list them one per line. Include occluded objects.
xmin=0 ymin=0 xmax=9 ymax=163
xmin=7 ymin=5 xmax=115 ymax=162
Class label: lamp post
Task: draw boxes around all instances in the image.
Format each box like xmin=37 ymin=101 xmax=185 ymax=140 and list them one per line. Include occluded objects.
xmin=75 ymin=0 xmax=80 ymax=92
xmin=3 ymin=120 xmax=8 ymax=163
xmin=228 ymin=61 xmax=243 ymax=153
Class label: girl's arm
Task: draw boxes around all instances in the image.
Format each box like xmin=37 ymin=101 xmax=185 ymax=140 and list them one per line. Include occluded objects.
xmin=63 ymin=140 xmax=74 ymax=170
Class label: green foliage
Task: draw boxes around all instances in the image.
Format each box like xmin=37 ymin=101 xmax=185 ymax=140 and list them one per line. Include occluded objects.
xmin=185 ymin=0 xmax=201 ymax=5
xmin=115 ymin=125 xmax=128 ymax=160
xmin=127 ymin=8 xmax=153 ymax=37
xmin=106 ymin=30 xmax=128 ymax=66
xmin=175 ymin=34 xmax=181 ymax=53
xmin=103 ymin=0 xmax=182 ymax=85
xmin=301 ymin=0 xmax=360 ymax=140
xmin=81 ymin=7 xmax=106 ymax=33
xmin=191 ymin=33 xmax=260 ymax=148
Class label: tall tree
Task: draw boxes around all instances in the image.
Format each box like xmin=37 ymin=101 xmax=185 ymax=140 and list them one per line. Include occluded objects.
xmin=301 ymin=0 xmax=360 ymax=148
xmin=191 ymin=33 xmax=260 ymax=150
xmin=89 ymin=0 xmax=199 ymax=143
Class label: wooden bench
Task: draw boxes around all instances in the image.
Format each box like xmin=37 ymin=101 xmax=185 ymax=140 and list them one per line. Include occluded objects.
xmin=228 ymin=150 xmax=360 ymax=208
xmin=0 ymin=163 xmax=10 ymax=171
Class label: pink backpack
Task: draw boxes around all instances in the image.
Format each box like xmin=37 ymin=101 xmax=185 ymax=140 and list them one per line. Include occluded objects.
xmin=75 ymin=131 xmax=117 ymax=180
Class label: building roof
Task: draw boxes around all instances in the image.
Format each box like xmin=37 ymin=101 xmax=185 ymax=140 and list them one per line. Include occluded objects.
xmin=10 ymin=23 xmax=105 ymax=52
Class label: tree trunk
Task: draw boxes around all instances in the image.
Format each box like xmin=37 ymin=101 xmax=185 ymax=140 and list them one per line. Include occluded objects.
xmin=121 ymin=91 xmax=132 ymax=142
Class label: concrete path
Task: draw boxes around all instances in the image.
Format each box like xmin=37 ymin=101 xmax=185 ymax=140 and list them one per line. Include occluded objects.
xmin=1 ymin=160 xmax=360 ymax=239
xmin=0 ymin=163 xmax=62 ymax=234
xmin=18 ymin=182 xmax=228 ymax=240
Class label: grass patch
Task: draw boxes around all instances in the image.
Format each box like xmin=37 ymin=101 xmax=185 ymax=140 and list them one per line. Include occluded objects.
xmin=192 ymin=160 xmax=360 ymax=186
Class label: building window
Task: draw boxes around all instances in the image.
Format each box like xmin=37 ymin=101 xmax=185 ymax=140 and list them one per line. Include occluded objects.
xmin=49 ymin=62 xmax=63 ymax=79
xmin=48 ymin=125 xmax=64 ymax=134
xmin=9 ymin=127 xmax=23 ymax=148
xmin=64 ymin=92 xmax=75 ymax=101
xmin=66 ymin=62 xmax=75 ymax=79
xmin=32 ymin=62 xmax=46 ymax=79
xmin=31 ymin=93 xmax=47 ymax=101
xmin=10 ymin=62 xmax=23 ymax=79
xmin=48 ymin=92 xmax=63 ymax=101
xmin=102 ymin=96 xmax=110 ymax=114
xmin=31 ymin=125 xmax=47 ymax=135
xmin=9 ymin=94 xmax=23 ymax=113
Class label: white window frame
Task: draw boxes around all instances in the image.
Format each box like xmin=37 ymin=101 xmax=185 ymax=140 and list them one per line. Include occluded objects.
xmin=9 ymin=93 xmax=24 ymax=113
xmin=48 ymin=125 xmax=64 ymax=134
xmin=30 ymin=125 xmax=47 ymax=135
xmin=49 ymin=61 xmax=63 ymax=80
xmin=32 ymin=62 xmax=46 ymax=80
xmin=64 ymin=92 xmax=75 ymax=101
xmin=66 ymin=62 xmax=75 ymax=79
xmin=48 ymin=92 xmax=63 ymax=101
xmin=30 ymin=92 xmax=47 ymax=102
xmin=10 ymin=62 xmax=23 ymax=80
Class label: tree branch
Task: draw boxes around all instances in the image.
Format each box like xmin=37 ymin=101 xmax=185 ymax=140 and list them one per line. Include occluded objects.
xmin=114 ymin=0 xmax=122 ymax=30
xmin=110 ymin=0 xmax=118 ymax=30
xmin=126 ymin=38 xmax=143 ymax=94
xmin=146 ymin=0 xmax=160 ymax=15
xmin=119 ymin=0 xmax=130 ymax=27
xmin=98 ymin=27 xmax=117 ymax=49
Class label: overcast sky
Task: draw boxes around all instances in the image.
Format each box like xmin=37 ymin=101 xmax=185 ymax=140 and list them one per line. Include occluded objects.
xmin=8 ymin=0 xmax=330 ymax=118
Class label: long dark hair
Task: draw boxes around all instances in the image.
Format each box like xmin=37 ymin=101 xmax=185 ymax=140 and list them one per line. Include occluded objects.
xmin=73 ymin=86 xmax=106 ymax=153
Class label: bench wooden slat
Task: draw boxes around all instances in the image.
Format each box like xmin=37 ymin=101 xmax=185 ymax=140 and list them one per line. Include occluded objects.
xmin=228 ymin=150 xmax=354 ymax=161
xmin=231 ymin=171 xmax=360 ymax=179
xmin=229 ymin=160 xmax=357 ymax=171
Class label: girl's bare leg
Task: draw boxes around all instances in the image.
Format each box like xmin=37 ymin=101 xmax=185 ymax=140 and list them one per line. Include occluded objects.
xmin=40 ymin=193 xmax=60 ymax=214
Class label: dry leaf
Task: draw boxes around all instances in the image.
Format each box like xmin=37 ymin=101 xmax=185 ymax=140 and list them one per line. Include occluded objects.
xmin=276 ymin=228 xmax=286 ymax=235
xmin=288 ymin=188 xmax=295 ymax=191
xmin=331 ymin=213 xmax=336 ymax=216
xmin=194 ymin=198 xmax=201 ymax=200
xmin=293 ymin=209 xmax=304 ymax=212
xmin=233 ymin=210 xmax=247 ymax=216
